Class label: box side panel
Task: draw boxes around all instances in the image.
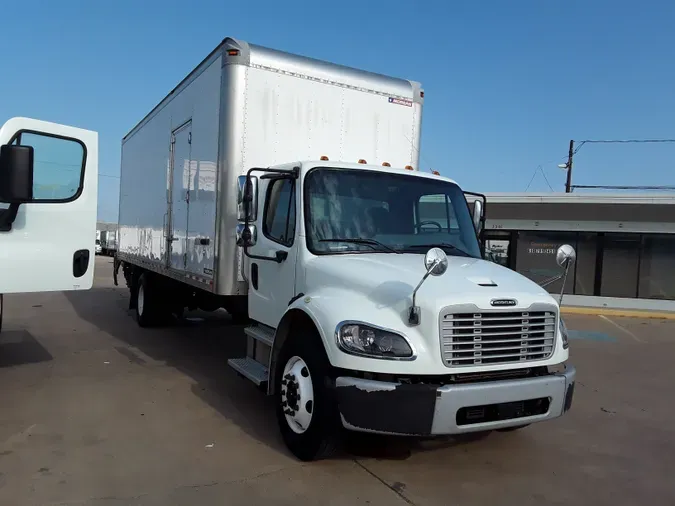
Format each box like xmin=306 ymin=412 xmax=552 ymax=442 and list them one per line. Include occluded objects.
xmin=119 ymin=56 xmax=221 ymax=288
xmin=213 ymin=61 xmax=422 ymax=296
xmin=242 ymin=66 xmax=420 ymax=170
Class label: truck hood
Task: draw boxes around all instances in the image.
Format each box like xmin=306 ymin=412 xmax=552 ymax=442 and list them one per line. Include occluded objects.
xmin=304 ymin=253 xmax=554 ymax=312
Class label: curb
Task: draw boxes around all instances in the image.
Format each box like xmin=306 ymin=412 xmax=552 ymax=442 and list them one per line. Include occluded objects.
xmin=561 ymin=306 xmax=675 ymax=320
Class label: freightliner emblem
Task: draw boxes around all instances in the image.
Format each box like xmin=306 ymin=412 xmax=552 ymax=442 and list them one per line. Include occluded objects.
xmin=490 ymin=299 xmax=517 ymax=307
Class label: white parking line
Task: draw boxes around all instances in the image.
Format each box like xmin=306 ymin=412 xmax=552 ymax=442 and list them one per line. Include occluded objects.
xmin=599 ymin=315 xmax=644 ymax=343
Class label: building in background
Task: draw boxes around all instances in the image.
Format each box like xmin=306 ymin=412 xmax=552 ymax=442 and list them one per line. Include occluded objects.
xmin=478 ymin=193 xmax=675 ymax=311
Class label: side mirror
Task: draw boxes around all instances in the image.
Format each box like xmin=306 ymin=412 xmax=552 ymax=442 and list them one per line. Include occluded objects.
xmin=424 ymin=247 xmax=448 ymax=276
xmin=408 ymin=247 xmax=449 ymax=325
xmin=472 ymin=200 xmax=483 ymax=233
xmin=0 ymin=144 xmax=34 ymax=203
xmin=556 ymin=244 xmax=576 ymax=269
xmin=237 ymin=175 xmax=258 ymax=222
xmin=236 ymin=223 xmax=257 ymax=247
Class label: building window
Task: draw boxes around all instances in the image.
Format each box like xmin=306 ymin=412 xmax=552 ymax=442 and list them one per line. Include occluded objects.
xmin=515 ymin=231 xmax=577 ymax=295
xmin=638 ymin=234 xmax=675 ymax=300
xmin=599 ymin=234 xmax=640 ymax=298
xmin=573 ymin=233 xmax=598 ymax=296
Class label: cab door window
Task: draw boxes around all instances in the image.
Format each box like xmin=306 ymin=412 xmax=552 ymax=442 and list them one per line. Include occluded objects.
xmin=14 ymin=131 xmax=86 ymax=202
xmin=263 ymin=178 xmax=296 ymax=246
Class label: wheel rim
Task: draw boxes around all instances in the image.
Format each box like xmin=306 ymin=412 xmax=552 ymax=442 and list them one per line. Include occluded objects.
xmin=281 ymin=355 xmax=314 ymax=434
xmin=137 ymin=283 xmax=145 ymax=316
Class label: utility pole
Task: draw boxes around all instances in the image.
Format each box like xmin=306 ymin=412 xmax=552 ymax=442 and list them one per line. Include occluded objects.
xmin=564 ymin=139 xmax=574 ymax=193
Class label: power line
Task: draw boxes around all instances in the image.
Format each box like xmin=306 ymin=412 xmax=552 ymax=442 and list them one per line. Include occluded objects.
xmin=539 ymin=165 xmax=554 ymax=191
xmin=561 ymin=138 xmax=675 ymax=192
xmin=571 ymin=184 xmax=675 ymax=191
xmin=580 ymin=139 xmax=675 ymax=144
xmin=524 ymin=165 xmax=540 ymax=191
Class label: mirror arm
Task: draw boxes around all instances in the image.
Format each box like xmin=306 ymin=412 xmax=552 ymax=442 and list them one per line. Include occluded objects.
xmin=0 ymin=203 xmax=20 ymax=232
xmin=558 ymin=262 xmax=571 ymax=307
xmin=538 ymin=273 xmax=564 ymax=288
xmin=408 ymin=259 xmax=439 ymax=326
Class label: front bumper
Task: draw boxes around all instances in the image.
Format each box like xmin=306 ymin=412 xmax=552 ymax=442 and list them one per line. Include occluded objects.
xmin=335 ymin=365 xmax=576 ymax=436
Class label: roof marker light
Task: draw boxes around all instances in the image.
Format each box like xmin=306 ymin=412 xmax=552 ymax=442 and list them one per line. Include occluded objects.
xmin=431 ymin=170 xmax=440 ymax=175
xmin=404 ymin=165 xmax=414 ymax=171
xmin=358 ymin=159 xmax=367 ymax=164
xmin=227 ymin=49 xmax=240 ymax=56
xmin=382 ymin=162 xmax=391 ymax=167
xmin=320 ymin=155 xmax=329 ymax=161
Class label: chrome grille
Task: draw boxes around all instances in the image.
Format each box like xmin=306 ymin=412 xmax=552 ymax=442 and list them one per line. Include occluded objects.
xmin=441 ymin=310 xmax=556 ymax=367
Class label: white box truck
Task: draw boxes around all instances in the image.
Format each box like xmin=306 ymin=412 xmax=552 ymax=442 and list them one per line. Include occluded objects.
xmin=0 ymin=117 xmax=99 ymax=332
xmin=114 ymin=37 xmax=576 ymax=461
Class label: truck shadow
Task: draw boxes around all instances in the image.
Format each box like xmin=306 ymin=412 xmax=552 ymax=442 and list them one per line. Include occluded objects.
xmin=0 ymin=330 xmax=53 ymax=368
xmin=63 ymin=286 xmax=488 ymax=461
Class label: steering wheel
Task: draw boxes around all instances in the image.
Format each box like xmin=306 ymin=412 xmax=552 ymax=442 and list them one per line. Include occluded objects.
xmin=416 ymin=220 xmax=443 ymax=232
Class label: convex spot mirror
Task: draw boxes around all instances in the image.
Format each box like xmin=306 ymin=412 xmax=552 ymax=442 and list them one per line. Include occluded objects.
xmin=556 ymin=244 xmax=576 ymax=269
xmin=472 ymin=200 xmax=483 ymax=233
xmin=237 ymin=175 xmax=258 ymax=222
xmin=424 ymin=247 xmax=448 ymax=276
xmin=236 ymin=223 xmax=257 ymax=248
xmin=0 ymin=144 xmax=34 ymax=203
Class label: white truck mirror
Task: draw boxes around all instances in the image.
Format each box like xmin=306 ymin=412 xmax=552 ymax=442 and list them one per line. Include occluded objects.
xmin=472 ymin=200 xmax=483 ymax=233
xmin=0 ymin=144 xmax=34 ymax=203
xmin=0 ymin=117 xmax=98 ymax=294
xmin=236 ymin=223 xmax=257 ymax=247
xmin=556 ymin=244 xmax=576 ymax=268
xmin=237 ymin=175 xmax=258 ymax=222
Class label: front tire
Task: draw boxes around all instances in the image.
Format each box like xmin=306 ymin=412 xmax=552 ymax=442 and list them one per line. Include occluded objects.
xmin=276 ymin=334 xmax=339 ymax=461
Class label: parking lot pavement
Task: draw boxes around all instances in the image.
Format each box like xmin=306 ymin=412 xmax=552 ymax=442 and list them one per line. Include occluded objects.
xmin=0 ymin=256 xmax=674 ymax=505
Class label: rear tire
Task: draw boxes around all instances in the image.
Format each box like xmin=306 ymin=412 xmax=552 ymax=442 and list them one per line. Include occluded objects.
xmin=135 ymin=273 xmax=166 ymax=327
xmin=276 ymin=332 xmax=339 ymax=461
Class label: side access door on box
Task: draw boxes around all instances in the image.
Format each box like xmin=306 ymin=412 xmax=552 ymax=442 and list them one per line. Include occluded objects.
xmin=165 ymin=120 xmax=195 ymax=272
xmin=0 ymin=117 xmax=98 ymax=294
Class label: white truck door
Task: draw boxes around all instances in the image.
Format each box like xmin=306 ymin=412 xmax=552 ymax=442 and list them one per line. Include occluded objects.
xmin=0 ymin=117 xmax=98 ymax=294
xmin=246 ymin=176 xmax=298 ymax=327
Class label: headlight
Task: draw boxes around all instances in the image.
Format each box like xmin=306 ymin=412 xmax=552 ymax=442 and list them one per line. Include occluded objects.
xmin=559 ymin=317 xmax=569 ymax=349
xmin=336 ymin=322 xmax=415 ymax=360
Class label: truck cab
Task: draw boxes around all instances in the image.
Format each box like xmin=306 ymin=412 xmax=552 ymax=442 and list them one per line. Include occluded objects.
xmin=232 ymin=160 xmax=576 ymax=461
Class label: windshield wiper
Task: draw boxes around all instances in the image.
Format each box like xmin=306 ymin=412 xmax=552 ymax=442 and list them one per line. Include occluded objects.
xmin=319 ymin=238 xmax=401 ymax=253
xmin=404 ymin=243 xmax=472 ymax=257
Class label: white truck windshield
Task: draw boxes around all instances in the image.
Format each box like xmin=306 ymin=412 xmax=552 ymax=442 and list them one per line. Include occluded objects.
xmin=305 ymin=168 xmax=482 ymax=258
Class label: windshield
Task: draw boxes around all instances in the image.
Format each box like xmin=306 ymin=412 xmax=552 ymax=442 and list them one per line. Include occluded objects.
xmin=304 ymin=168 xmax=482 ymax=258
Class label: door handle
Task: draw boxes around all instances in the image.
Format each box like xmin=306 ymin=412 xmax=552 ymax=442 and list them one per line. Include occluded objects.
xmin=73 ymin=249 xmax=90 ymax=278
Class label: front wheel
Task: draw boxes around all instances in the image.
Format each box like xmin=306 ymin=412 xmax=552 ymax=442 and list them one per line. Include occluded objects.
xmin=276 ymin=335 xmax=339 ymax=461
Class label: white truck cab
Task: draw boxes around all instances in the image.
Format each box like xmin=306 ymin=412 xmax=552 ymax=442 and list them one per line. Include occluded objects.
xmin=0 ymin=117 xmax=98 ymax=331
xmin=233 ymin=160 xmax=576 ymax=460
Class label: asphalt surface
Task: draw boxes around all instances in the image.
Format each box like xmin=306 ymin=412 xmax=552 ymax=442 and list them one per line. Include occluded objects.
xmin=0 ymin=256 xmax=674 ymax=505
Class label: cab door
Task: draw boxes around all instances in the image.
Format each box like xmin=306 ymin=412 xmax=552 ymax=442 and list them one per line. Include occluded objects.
xmin=246 ymin=176 xmax=299 ymax=328
xmin=0 ymin=117 xmax=98 ymax=293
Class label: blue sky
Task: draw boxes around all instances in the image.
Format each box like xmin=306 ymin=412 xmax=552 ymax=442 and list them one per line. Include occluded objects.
xmin=1 ymin=0 xmax=674 ymax=223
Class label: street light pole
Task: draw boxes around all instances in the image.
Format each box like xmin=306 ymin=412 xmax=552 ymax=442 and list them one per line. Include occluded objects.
xmin=564 ymin=139 xmax=574 ymax=193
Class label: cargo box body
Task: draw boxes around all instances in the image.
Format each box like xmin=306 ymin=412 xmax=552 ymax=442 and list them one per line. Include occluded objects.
xmin=117 ymin=37 xmax=424 ymax=296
